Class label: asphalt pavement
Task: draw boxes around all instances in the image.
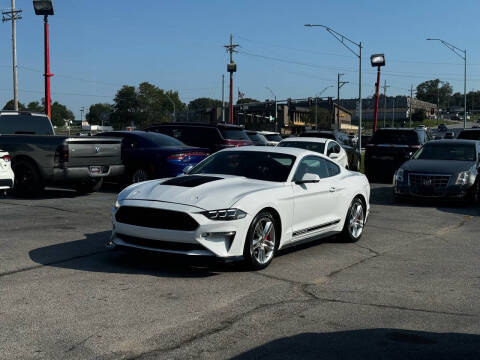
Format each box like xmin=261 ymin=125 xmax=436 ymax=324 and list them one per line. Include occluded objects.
xmin=0 ymin=184 xmax=479 ymax=359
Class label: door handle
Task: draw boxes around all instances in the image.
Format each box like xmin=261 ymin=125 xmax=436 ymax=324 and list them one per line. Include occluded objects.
xmin=329 ymin=187 xmax=337 ymax=192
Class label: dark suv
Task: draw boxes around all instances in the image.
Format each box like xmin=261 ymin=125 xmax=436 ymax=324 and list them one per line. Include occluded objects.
xmin=144 ymin=123 xmax=253 ymax=153
xmin=457 ymin=129 xmax=480 ymax=140
xmin=365 ymin=128 xmax=429 ymax=181
xmin=300 ymin=130 xmax=361 ymax=171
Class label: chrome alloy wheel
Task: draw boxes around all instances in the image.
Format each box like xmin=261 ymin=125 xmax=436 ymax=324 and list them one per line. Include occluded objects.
xmin=250 ymin=217 xmax=276 ymax=265
xmin=349 ymin=201 xmax=365 ymax=239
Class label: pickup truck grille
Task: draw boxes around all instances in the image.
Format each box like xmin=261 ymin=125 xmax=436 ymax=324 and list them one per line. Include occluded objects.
xmin=409 ymin=173 xmax=451 ymax=196
xmin=115 ymin=206 xmax=199 ymax=231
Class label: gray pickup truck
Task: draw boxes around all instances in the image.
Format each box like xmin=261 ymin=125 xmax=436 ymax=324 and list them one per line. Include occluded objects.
xmin=0 ymin=111 xmax=124 ymax=196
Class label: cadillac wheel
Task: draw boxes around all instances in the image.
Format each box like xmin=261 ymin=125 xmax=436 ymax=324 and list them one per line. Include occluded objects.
xmin=244 ymin=211 xmax=278 ymax=270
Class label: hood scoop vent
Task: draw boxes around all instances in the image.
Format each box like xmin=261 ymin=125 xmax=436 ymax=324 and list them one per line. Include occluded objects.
xmin=162 ymin=175 xmax=222 ymax=187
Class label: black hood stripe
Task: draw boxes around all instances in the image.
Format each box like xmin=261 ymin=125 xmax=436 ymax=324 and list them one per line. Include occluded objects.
xmin=162 ymin=175 xmax=222 ymax=187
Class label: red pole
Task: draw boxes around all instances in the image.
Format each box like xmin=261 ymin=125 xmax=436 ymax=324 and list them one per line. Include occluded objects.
xmin=229 ymin=72 xmax=233 ymax=124
xmin=44 ymin=15 xmax=53 ymax=120
xmin=373 ymin=66 xmax=381 ymax=132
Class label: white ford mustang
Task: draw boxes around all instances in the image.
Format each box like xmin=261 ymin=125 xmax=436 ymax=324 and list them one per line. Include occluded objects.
xmin=110 ymin=146 xmax=370 ymax=269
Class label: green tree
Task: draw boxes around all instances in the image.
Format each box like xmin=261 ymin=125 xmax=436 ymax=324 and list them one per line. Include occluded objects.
xmin=416 ymin=79 xmax=452 ymax=105
xmin=86 ymin=103 xmax=113 ymax=125
xmin=188 ymin=97 xmax=222 ymax=111
xmin=50 ymin=101 xmax=75 ymax=127
xmin=237 ymin=98 xmax=259 ymax=105
xmin=111 ymin=85 xmax=139 ymax=129
xmin=3 ymin=100 xmax=26 ymax=110
xmin=26 ymin=101 xmax=44 ymax=112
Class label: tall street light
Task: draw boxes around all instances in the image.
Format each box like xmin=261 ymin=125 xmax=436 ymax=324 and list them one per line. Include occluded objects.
xmin=265 ymin=87 xmax=277 ymax=131
xmin=33 ymin=0 xmax=54 ymax=120
xmin=427 ymin=38 xmax=467 ymax=128
xmin=305 ymin=24 xmax=362 ymax=150
xmin=370 ymin=54 xmax=386 ymax=132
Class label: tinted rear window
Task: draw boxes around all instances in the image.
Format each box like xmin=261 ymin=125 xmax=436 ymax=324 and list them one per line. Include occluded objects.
xmin=457 ymin=131 xmax=480 ymax=140
xmin=220 ymin=128 xmax=251 ymax=140
xmin=264 ymin=134 xmax=283 ymax=142
xmin=140 ymin=132 xmax=185 ymax=146
xmin=370 ymin=130 xmax=419 ymax=145
xmin=0 ymin=115 xmax=54 ymax=135
xmin=247 ymin=133 xmax=268 ymax=145
xmin=278 ymin=141 xmax=325 ymax=154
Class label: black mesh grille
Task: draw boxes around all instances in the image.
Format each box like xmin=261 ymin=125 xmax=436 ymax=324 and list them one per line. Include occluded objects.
xmin=115 ymin=206 xmax=199 ymax=231
xmin=117 ymin=234 xmax=206 ymax=251
xmin=409 ymin=173 xmax=451 ymax=196
xmin=162 ymin=175 xmax=222 ymax=187
xmin=0 ymin=178 xmax=13 ymax=187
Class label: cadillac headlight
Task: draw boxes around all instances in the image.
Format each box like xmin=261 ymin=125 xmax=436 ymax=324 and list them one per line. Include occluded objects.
xmin=394 ymin=168 xmax=404 ymax=183
xmin=455 ymin=171 xmax=470 ymax=185
xmin=202 ymin=208 xmax=247 ymax=220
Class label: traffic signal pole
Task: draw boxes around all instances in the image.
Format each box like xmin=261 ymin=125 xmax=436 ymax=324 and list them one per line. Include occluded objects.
xmin=44 ymin=15 xmax=53 ymax=119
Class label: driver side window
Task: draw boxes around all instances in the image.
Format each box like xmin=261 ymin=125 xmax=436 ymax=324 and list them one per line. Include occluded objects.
xmin=294 ymin=156 xmax=329 ymax=181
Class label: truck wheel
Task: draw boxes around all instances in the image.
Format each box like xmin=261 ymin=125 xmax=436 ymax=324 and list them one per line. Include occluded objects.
xmin=75 ymin=178 xmax=104 ymax=194
xmin=12 ymin=159 xmax=44 ymax=197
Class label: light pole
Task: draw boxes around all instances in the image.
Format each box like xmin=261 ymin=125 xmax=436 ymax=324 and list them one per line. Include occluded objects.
xmin=33 ymin=0 xmax=54 ymax=120
xmin=427 ymin=38 xmax=467 ymax=128
xmin=305 ymin=24 xmax=362 ymax=150
xmin=265 ymin=87 xmax=277 ymax=132
xmin=370 ymin=54 xmax=385 ymax=132
xmin=436 ymin=80 xmax=444 ymax=125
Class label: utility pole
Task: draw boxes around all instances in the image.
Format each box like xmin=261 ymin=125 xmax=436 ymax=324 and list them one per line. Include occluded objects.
xmin=224 ymin=34 xmax=239 ymax=124
xmin=392 ymin=98 xmax=395 ymax=127
xmin=337 ymin=73 xmax=348 ymax=131
xmin=409 ymin=85 xmax=413 ymax=127
xmin=382 ymin=80 xmax=390 ymax=128
xmin=221 ymin=74 xmax=225 ymax=123
xmin=2 ymin=0 xmax=22 ymax=111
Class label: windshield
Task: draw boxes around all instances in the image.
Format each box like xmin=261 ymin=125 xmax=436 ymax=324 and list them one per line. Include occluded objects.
xmin=370 ymin=130 xmax=419 ymax=145
xmin=189 ymin=151 xmax=295 ymax=182
xmin=264 ymin=134 xmax=282 ymax=142
xmin=220 ymin=128 xmax=251 ymax=141
xmin=413 ymin=143 xmax=476 ymax=161
xmin=278 ymin=141 xmax=325 ymax=154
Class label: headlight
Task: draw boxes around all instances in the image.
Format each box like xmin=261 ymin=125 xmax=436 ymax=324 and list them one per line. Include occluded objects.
xmin=455 ymin=171 xmax=470 ymax=185
xmin=394 ymin=168 xmax=404 ymax=183
xmin=114 ymin=200 xmax=120 ymax=210
xmin=202 ymin=208 xmax=247 ymax=220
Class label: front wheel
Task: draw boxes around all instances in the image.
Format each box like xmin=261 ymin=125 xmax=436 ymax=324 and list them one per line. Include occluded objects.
xmin=466 ymin=180 xmax=480 ymax=205
xmin=340 ymin=197 xmax=365 ymax=242
xmin=243 ymin=211 xmax=278 ymax=270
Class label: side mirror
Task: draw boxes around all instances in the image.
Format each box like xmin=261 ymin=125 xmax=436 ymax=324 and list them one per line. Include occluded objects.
xmin=329 ymin=153 xmax=340 ymax=159
xmin=295 ymin=173 xmax=320 ymax=184
xmin=183 ymin=165 xmax=194 ymax=175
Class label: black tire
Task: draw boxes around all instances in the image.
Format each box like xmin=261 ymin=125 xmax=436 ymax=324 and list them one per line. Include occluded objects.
xmin=12 ymin=159 xmax=44 ymax=197
xmin=74 ymin=178 xmax=104 ymax=194
xmin=340 ymin=197 xmax=365 ymax=243
xmin=466 ymin=180 xmax=480 ymax=205
xmin=243 ymin=210 xmax=278 ymax=270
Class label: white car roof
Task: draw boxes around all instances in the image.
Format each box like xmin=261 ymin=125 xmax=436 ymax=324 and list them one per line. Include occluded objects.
xmin=280 ymin=137 xmax=329 ymax=144
xmin=220 ymin=145 xmax=318 ymax=158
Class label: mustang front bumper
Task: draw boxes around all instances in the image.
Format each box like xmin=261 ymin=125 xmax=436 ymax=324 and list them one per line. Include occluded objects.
xmin=110 ymin=199 xmax=252 ymax=258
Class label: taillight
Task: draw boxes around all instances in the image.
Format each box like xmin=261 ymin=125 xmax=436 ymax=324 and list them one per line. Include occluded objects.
xmin=55 ymin=145 xmax=69 ymax=164
xmin=168 ymin=152 xmax=208 ymax=161
xmin=1 ymin=155 xmax=10 ymax=162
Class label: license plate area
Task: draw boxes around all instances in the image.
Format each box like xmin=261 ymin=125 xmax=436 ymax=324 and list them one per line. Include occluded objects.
xmin=89 ymin=166 xmax=102 ymax=175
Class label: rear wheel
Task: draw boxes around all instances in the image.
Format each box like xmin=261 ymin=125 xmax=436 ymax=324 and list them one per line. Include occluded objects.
xmin=12 ymin=159 xmax=44 ymax=197
xmin=243 ymin=211 xmax=278 ymax=270
xmin=340 ymin=197 xmax=365 ymax=242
